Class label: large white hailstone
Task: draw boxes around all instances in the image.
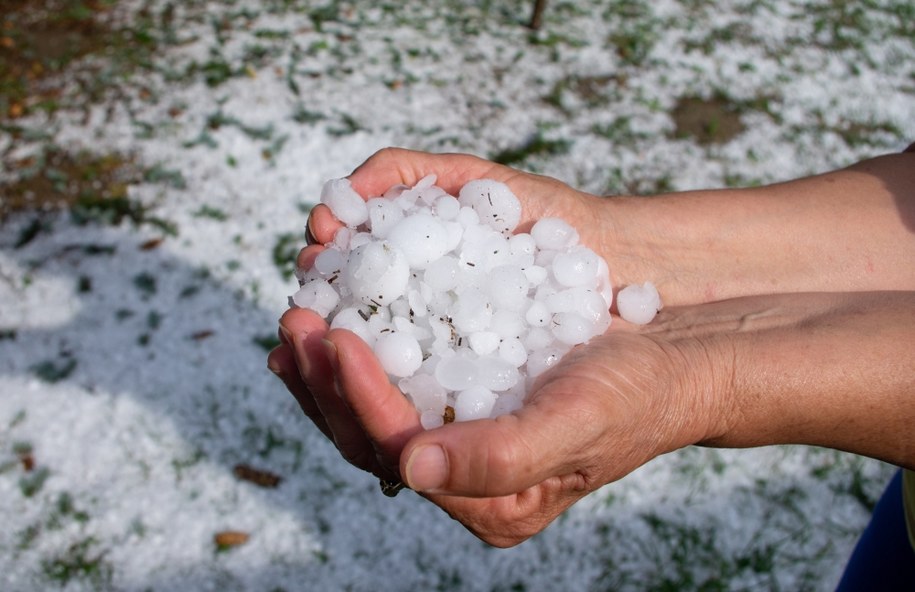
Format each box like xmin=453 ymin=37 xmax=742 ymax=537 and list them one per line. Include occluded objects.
xmin=374 ymin=332 xmax=423 ymax=378
xmin=386 ymin=213 xmax=449 ymax=269
xmin=458 ymin=179 xmax=522 ymax=233
xmin=454 ymin=386 xmax=497 ymax=421
xmin=434 ymin=354 xmax=479 ymax=391
xmin=344 ymin=241 xmax=409 ymax=305
xmin=288 ymin=174 xmax=662 ymax=428
xmin=616 ymin=282 xmax=662 ymax=325
xmin=321 ymin=178 xmax=368 ymax=227
xmin=552 ymin=246 xmax=600 ymax=287
xmin=531 ymin=217 xmax=579 ymax=250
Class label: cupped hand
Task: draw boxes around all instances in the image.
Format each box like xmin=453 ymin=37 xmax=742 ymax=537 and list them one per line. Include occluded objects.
xmin=307 ymin=147 xmax=616 ymax=266
xmin=268 ymin=304 xmax=723 ymax=547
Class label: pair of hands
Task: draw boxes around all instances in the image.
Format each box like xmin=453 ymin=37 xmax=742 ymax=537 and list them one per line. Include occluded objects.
xmin=267 ymin=147 xmax=915 ymax=546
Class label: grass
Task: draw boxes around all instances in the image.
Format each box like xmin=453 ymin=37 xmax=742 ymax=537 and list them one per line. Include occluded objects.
xmin=0 ymin=1 xmax=909 ymax=590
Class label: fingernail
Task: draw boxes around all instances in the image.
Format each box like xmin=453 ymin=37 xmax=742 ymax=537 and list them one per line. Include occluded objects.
xmin=278 ymin=324 xmax=293 ymax=346
xmin=322 ymin=338 xmax=338 ymax=369
xmin=267 ymin=360 xmax=283 ymax=377
xmin=405 ymin=445 xmax=448 ymax=492
xmin=305 ymin=220 xmax=318 ymax=246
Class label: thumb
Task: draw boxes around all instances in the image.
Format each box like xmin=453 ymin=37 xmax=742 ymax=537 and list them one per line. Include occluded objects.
xmin=400 ymin=402 xmax=590 ymax=497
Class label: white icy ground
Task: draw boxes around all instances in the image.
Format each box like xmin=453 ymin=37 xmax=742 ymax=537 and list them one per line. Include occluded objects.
xmin=1 ymin=1 xmax=911 ymax=590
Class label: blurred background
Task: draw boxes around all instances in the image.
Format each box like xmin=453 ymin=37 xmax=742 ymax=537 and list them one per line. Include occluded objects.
xmin=1 ymin=1 xmax=912 ymax=590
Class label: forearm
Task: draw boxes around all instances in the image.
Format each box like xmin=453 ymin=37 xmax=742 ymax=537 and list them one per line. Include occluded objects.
xmin=650 ymin=291 xmax=915 ymax=468
xmin=599 ymin=152 xmax=915 ymax=305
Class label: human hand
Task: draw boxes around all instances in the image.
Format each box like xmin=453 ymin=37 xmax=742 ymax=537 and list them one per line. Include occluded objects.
xmin=303 ymin=147 xmax=667 ymax=303
xmin=268 ymin=303 xmax=725 ymax=547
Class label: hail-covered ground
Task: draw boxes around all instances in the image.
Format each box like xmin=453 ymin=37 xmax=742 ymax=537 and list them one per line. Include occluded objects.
xmin=1 ymin=1 xmax=912 ymax=590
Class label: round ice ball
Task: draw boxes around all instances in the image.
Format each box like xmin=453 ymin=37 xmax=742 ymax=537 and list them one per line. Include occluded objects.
xmin=531 ymin=218 xmax=579 ymax=250
xmin=551 ymin=311 xmax=593 ymax=345
xmin=314 ymin=248 xmax=346 ymax=276
xmin=329 ymin=307 xmax=375 ymax=346
xmin=366 ymin=197 xmax=404 ymax=238
xmin=454 ymin=386 xmax=497 ymax=421
xmin=423 ymin=256 xmax=460 ymax=292
xmin=374 ymin=332 xmax=423 ymax=378
xmin=344 ymin=241 xmax=409 ymax=305
xmin=617 ymin=282 xmax=662 ymax=325
xmin=458 ymin=179 xmax=522 ymax=234
xmin=290 ymin=279 xmax=340 ymax=318
xmin=434 ymin=354 xmax=479 ymax=391
xmin=386 ymin=213 xmax=449 ymax=269
xmin=487 ymin=265 xmax=529 ymax=311
xmin=321 ymin=178 xmax=368 ymax=227
xmin=552 ymin=246 xmax=600 ymax=287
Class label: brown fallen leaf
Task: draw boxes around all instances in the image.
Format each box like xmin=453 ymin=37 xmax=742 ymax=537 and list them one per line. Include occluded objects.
xmin=214 ymin=531 xmax=249 ymax=549
xmin=233 ymin=464 xmax=282 ymax=488
xmin=19 ymin=453 xmax=35 ymax=472
xmin=139 ymin=237 xmax=164 ymax=251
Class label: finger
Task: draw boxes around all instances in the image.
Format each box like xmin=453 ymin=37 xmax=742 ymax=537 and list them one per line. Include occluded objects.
xmin=324 ymin=328 xmax=423 ymax=466
xmin=295 ymin=244 xmax=325 ymax=273
xmin=348 ymin=148 xmax=503 ymax=197
xmin=279 ymin=309 xmax=380 ymax=473
xmin=399 ymin=393 xmax=596 ymax=498
xmin=308 ymin=204 xmax=344 ymax=245
xmin=267 ymin=343 xmax=333 ymax=441
xmin=427 ymin=475 xmax=587 ymax=548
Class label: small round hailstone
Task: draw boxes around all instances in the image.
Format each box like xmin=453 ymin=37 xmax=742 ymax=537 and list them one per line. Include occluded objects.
xmin=531 ymin=217 xmax=579 ymax=250
xmin=454 ymin=386 xmax=497 ymax=421
xmin=458 ymin=179 xmax=522 ymax=234
xmin=321 ymin=178 xmax=368 ymax=227
xmin=525 ymin=301 xmax=550 ymax=327
xmin=423 ymin=256 xmax=460 ymax=292
xmin=488 ymin=265 xmax=529 ymax=311
xmin=469 ymin=331 xmax=500 ymax=356
xmin=366 ymin=197 xmax=403 ymax=238
xmin=290 ymin=279 xmax=339 ymax=317
xmin=314 ymin=248 xmax=346 ymax=276
xmin=344 ymin=241 xmax=409 ymax=305
xmin=499 ymin=337 xmax=528 ymax=367
xmin=374 ymin=332 xmax=423 ymax=378
xmin=433 ymin=195 xmax=460 ymax=220
xmin=617 ymin=282 xmax=662 ymax=325
xmin=330 ymin=307 xmax=375 ymax=347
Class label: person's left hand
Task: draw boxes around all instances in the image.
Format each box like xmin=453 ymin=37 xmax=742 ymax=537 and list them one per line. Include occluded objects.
xmin=268 ymin=303 xmax=723 ymax=547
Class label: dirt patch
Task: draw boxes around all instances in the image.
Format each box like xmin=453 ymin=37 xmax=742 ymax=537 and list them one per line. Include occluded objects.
xmin=0 ymin=0 xmax=120 ymax=120
xmin=671 ymin=96 xmax=745 ymax=145
xmin=0 ymin=147 xmax=145 ymax=220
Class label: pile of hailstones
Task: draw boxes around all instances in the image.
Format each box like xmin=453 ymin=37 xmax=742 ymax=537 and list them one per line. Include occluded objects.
xmin=291 ymin=176 xmax=661 ymax=429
